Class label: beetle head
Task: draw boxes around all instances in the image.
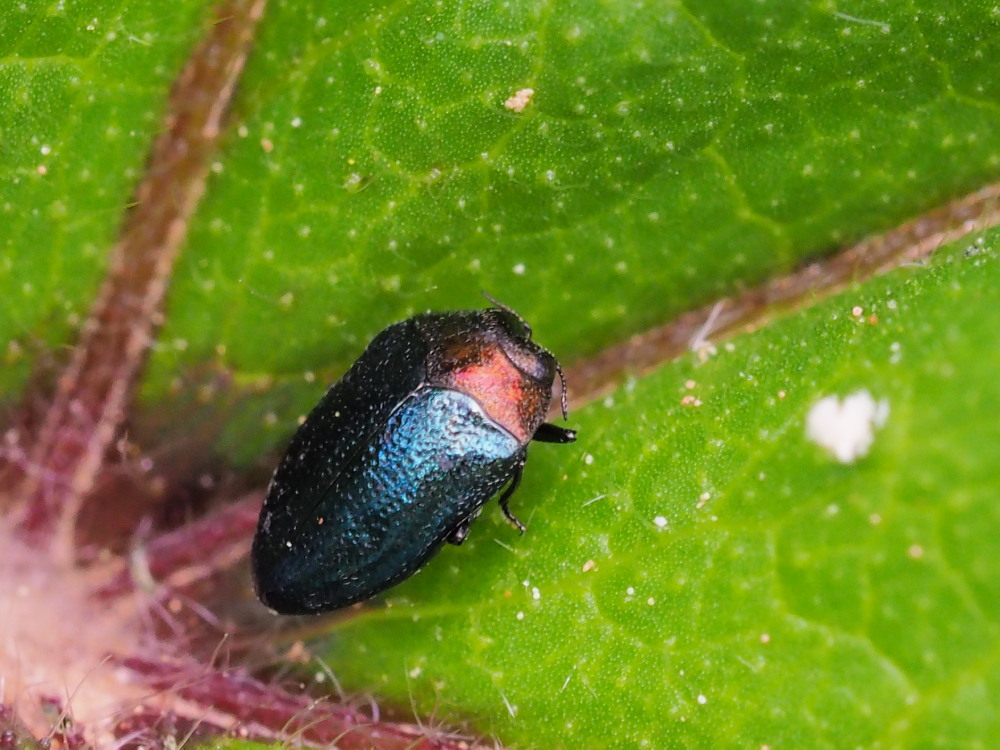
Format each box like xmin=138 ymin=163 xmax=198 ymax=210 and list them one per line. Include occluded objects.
xmin=484 ymin=298 xmax=569 ymax=420
xmin=491 ymin=311 xmax=553 ymax=383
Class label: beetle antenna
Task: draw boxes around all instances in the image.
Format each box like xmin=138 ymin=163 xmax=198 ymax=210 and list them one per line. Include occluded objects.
xmin=481 ymin=291 xmax=532 ymax=337
xmin=556 ymin=361 xmax=569 ymax=419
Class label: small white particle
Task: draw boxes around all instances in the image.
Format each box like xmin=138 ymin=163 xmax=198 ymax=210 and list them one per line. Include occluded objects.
xmin=290 ymin=116 xmax=302 ymax=128
xmin=653 ymin=515 xmax=668 ymax=529
xmin=647 ymin=597 xmax=655 ymax=606
xmin=512 ymin=262 xmax=526 ymax=275
xmin=806 ymin=390 xmax=890 ymax=463
xmin=584 ymin=453 xmax=594 ymax=465
xmin=626 ymin=586 xmax=635 ymax=596
xmin=504 ymin=87 xmax=535 ymax=112
xmin=697 ymin=694 xmax=707 ymax=705
xmin=889 ymin=341 xmax=902 ymax=364
xmin=516 ymin=611 xmax=524 ymax=620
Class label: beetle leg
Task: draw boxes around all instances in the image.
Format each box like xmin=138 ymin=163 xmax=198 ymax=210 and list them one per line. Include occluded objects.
xmin=447 ymin=519 xmax=472 ymax=546
xmin=533 ymin=422 xmax=577 ymax=444
xmin=498 ymin=459 xmax=527 ymax=533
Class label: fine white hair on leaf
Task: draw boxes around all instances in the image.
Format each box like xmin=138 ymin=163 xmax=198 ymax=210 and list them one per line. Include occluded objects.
xmin=805 ymin=390 xmax=890 ymax=463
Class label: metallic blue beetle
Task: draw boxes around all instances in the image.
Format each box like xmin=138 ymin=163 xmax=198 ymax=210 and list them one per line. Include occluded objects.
xmin=251 ymin=304 xmax=576 ymax=614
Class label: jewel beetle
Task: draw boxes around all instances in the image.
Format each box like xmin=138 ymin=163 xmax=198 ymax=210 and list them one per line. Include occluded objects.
xmin=251 ymin=302 xmax=576 ymax=614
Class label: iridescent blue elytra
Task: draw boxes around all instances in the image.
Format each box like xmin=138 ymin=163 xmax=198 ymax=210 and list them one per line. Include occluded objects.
xmin=251 ymin=304 xmax=576 ymax=614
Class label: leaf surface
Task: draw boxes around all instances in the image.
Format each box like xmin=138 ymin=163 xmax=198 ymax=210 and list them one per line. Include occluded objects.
xmin=319 ymin=232 xmax=1000 ymax=749
xmin=3 ymin=1 xmax=1000 ymax=747
xmin=134 ymin=0 xmax=1000 ymax=460
xmin=0 ymin=0 xmax=212 ymax=395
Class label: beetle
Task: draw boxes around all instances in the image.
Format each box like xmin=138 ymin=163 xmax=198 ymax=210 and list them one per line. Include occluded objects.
xmin=250 ymin=302 xmax=576 ymax=614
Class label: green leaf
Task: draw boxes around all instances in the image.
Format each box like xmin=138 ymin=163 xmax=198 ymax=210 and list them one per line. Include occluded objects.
xmin=136 ymin=0 xmax=1000 ymax=462
xmin=318 ymin=231 xmax=1000 ymax=749
xmin=4 ymin=0 xmax=1000 ymax=747
xmin=0 ymin=0 xmax=212 ymax=394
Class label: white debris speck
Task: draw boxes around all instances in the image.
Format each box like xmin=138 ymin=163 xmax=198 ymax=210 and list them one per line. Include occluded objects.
xmin=889 ymin=341 xmax=902 ymax=364
xmin=697 ymin=694 xmax=707 ymax=705
xmin=504 ymin=87 xmax=535 ymax=112
xmin=512 ymin=262 xmax=526 ymax=275
xmin=531 ymin=586 xmax=541 ymax=600
xmin=653 ymin=515 xmax=668 ymax=529
xmin=805 ymin=390 xmax=889 ymax=463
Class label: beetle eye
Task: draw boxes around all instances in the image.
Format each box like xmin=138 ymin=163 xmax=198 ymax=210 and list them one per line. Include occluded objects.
xmin=483 ymin=292 xmax=533 ymax=340
xmin=497 ymin=309 xmax=532 ymax=341
xmin=495 ymin=324 xmax=552 ymax=383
